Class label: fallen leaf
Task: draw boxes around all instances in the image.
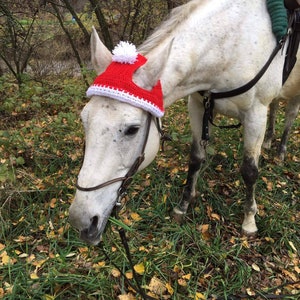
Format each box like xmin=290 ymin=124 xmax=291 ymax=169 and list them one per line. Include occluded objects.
xmin=118 ymin=293 xmax=136 ymax=300
xmin=111 ymin=268 xmax=121 ymax=278
xmin=148 ymin=276 xmax=166 ymax=295
xmin=30 ymin=273 xmax=39 ymax=279
xmin=125 ymin=271 xmax=133 ymax=279
xmin=178 ymin=278 xmax=187 ymax=287
xmin=246 ymin=288 xmax=255 ymax=296
xmin=50 ymin=198 xmax=57 ymax=208
xmin=252 ymin=263 xmax=260 ymax=272
xmin=282 ymin=269 xmax=298 ymax=281
xmin=194 ymin=292 xmax=206 ymax=300
xmin=182 ymin=273 xmax=191 ymax=280
xmin=134 ymin=262 xmax=145 ymax=275
xmin=130 ymin=212 xmax=142 ymax=221
xmin=165 ymin=282 xmax=174 ymax=295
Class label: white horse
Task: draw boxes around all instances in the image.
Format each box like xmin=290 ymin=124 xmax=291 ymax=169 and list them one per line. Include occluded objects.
xmin=69 ymin=0 xmax=291 ymax=245
xmin=264 ymin=49 xmax=300 ymax=160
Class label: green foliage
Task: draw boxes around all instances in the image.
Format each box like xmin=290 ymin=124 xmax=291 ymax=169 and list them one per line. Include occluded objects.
xmin=0 ymin=78 xmax=299 ymax=299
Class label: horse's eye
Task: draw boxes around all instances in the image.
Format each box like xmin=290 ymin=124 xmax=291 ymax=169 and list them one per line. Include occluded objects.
xmin=125 ymin=125 xmax=140 ymax=136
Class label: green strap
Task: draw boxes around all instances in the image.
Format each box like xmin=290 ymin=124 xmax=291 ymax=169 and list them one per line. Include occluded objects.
xmin=267 ymin=0 xmax=288 ymax=42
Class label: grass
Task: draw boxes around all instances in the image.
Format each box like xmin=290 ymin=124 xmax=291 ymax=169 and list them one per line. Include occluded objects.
xmin=0 ymin=74 xmax=299 ymax=300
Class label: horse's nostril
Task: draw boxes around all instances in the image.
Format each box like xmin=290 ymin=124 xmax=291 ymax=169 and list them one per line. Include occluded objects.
xmin=91 ymin=215 xmax=98 ymax=226
xmin=88 ymin=216 xmax=99 ymax=236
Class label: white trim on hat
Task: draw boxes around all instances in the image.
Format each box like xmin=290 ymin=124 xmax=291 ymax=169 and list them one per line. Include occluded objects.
xmin=86 ymin=85 xmax=164 ymax=118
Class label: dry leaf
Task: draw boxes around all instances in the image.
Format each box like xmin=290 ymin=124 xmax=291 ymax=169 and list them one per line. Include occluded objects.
xmin=148 ymin=276 xmax=166 ymax=295
xmin=282 ymin=269 xmax=298 ymax=281
xmin=30 ymin=273 xmax=39 ymax=279
xmin=246 ymin=288 xmax=255 ymax=296
xmin=130 ymin=212 xmax=142 ymax=221
xmin=252 ymin=263 xmax=260 ymax=272
xmin=182 ymin=273 xmax=191 ymax=280
xmin=125 ymin=271 xmax=133 ymax=279
xmin=165 ymin=282 xmax=174 ymax=295
xmin=50 ymin=198 xmax=57 ymax=208
xmin=118 ymin=293 xmax=136 ymax=300
xmin=133 ymin=262 xmax=145 ymax=275
xmin=111 ymin=268 xmax=121 ymax=278
xmin=177 ymin=278 xmax=187 ymax=287
xmin=211 ymin=213 xmax=220 ymax=221
xmin=194 ymin=292 xmax=206 ymax=300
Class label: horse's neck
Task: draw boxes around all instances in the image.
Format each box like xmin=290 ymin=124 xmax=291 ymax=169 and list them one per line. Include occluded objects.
xmin=140 ymin=0 xmax=276 ymax=107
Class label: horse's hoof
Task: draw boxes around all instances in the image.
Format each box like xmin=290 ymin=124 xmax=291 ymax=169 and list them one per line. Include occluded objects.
xmin=172 ymin=207 xmax=186 ymax=224
xmin=241 ymin=229 xmax=258 ymax=239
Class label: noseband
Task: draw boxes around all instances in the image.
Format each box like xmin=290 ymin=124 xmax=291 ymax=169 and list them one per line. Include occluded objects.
xmin=75 ymin=113 xmax=153 ymax=202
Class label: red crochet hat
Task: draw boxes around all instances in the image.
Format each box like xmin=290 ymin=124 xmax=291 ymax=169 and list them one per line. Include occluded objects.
xmin=86 ymin=41 xmax=164 ymax=117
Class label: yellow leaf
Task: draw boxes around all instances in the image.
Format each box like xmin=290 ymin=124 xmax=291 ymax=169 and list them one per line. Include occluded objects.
xmin=195 ymin=292 xmax=206 ymax=300
xmin=26 ymin=254 xmax=35 ymax=263
xmin=98 ymin=261 xmax=106 ymax=267
xmin=111 ymin=268 xmax=121 ymax=278
xmin=242 ymin=239 xmax=250 ymax=249
xmin=182 ymin=273 xmax=192 ymax=280
xmin=173 ymin=265 xmax=181 ymax=273
xmin=165 ymin=282 xmax=174 ymax=295
xmin=1 ymin=252 xmax=16 ymax=265
xmin=79 ymin=247 xmax=89 ymax=253
xmin=162 ymin=194 xmax=167 ymax=204
xmin=32 ymin=259 xmax=48 ymax=268
xmin=125 ymin=271 xmax=133 ymax=279
xmin=133 ymin=263 xmax=145 ymax=275
xmin=282 ymin=269 xmax=298 ymax=281
xmin=246 ymin=288 xmax=255 ymax=296
xmin=265 ymin=237 xmax=275 ymax=243
xmin=177 ymin=278 xmax=187 ymax=287
xmin=44 ymin=294 xmax=55 ymax=300
xmin=211 ymin=213 xmax=220 ymax=221
xmin=130 ymin=212 xmax=142 ymax=221
xmin=30 ymin=273 xmax=39 ymax=279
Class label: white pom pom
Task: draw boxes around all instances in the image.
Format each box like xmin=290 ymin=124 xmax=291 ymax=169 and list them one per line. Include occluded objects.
xmin=112 ymin=41 xmax=138 ymax=64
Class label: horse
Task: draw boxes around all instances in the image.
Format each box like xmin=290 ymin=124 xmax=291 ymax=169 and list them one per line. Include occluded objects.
xmin=263 ymin=49 xmax=300 ymax=160
xmin=69 ymin=0 xmax=292 ymax=245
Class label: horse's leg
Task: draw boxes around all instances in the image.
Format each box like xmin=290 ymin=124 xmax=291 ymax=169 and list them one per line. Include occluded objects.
xmin=278 ymin=95 xmax=300 ymax=160
xmin=263 ymin=97 xmax=280 ymax=149
xmin=240 ymin=105 xmax=269 ymax=235
xmin=173 ymin=93 xmax=207 ymax=220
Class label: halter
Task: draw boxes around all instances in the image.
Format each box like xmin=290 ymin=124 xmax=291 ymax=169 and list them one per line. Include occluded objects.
xmin=75 ymin=113 xmax=153 ymax=203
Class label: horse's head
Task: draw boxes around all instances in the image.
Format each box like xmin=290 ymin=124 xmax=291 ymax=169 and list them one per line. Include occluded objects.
xmin=69 ymin=28 xmax=168 ymax=245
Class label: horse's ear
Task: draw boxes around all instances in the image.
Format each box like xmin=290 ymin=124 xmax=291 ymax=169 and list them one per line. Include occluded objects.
xmin=91 ymin=26 xmax=112 ymax=75
xmin=136 ymin=40 xmax=173 ymax=91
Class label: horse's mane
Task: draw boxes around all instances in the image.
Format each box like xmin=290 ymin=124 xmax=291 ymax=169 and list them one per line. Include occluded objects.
xmin=138 ymin=0 xmax=200 ymax=54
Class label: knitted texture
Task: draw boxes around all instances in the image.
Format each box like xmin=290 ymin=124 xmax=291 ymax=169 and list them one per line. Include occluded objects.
xmin=267 ymin=0 xmax=288 ymax=42
xmin=86 ymin=53 xmax=164 ymax=118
